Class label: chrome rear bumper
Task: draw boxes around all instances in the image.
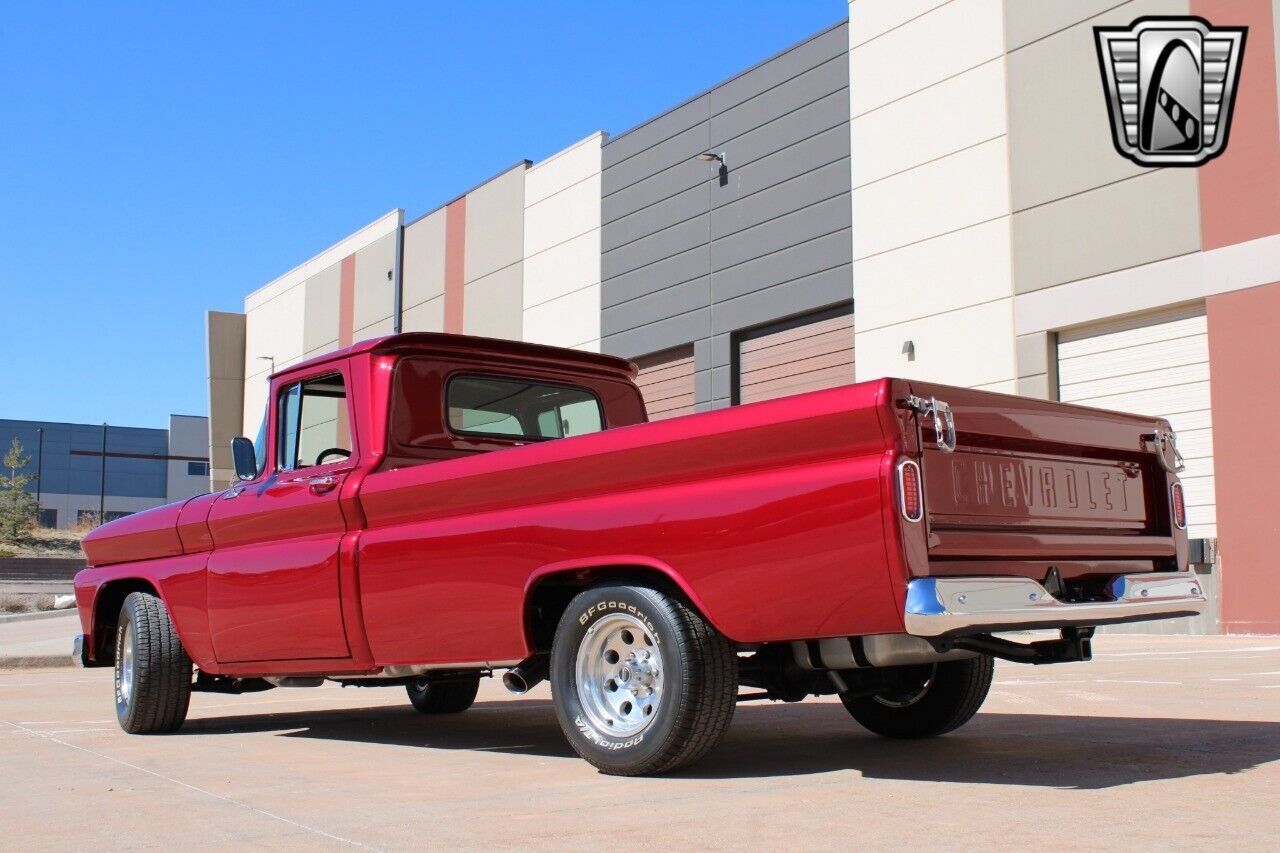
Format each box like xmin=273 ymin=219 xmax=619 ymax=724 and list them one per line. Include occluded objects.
xmin=904 ymin=571 xmax=1206 ymax=638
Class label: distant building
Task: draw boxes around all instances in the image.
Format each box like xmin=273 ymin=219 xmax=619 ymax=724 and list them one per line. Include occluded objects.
xmin=0 ymin=415 xmax=210 ymax=530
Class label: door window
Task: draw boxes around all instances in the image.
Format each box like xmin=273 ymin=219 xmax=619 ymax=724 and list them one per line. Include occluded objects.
xmin=277 ymin=373 xmax=352 ymax=470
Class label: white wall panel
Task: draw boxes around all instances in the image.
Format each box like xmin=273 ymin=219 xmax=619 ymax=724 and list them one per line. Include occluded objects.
xmin=855 ymin=298 xmax=1016 ymax=387
xmin=1058 ymin=308 xmax=1215 ymax=539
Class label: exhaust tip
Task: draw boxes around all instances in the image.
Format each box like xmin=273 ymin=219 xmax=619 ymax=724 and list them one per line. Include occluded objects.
xmin=502 ymin=671 xmax=531 ymax=694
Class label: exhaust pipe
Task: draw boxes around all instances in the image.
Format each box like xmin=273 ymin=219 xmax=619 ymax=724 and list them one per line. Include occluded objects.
xmin=503 ymin=655 xmax=549 ymax=694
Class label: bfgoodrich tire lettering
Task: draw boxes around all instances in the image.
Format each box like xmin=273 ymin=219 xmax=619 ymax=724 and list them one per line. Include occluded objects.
xmin=550 ymin=583 xmax=737 ymax=776
xmin=114 ymin=591 xmax=192 ymax=734
xmin=840 ymin=655 xmax=994 ymax=739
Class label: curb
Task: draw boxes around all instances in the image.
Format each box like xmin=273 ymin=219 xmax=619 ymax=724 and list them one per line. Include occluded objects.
xmin=0 ymin=609 xmax=78 ymax=624
xmin=0 ymin=655 xmax=75 ymax=670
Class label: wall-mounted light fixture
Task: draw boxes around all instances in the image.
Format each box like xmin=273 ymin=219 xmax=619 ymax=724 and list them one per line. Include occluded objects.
xmin=902 ymin=340 xmax=915 ymax=362
xmin=256 ymin=355 xmax=276 ymax=374
xmin=696 ymin=151 xmax=726 ymax=166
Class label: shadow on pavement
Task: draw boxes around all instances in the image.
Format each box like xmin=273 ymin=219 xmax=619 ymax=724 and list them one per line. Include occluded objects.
xmin=180 ymin=698 xmax=1280 ymax=788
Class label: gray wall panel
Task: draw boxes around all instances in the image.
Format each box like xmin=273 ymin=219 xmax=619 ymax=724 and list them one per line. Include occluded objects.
xmin=711 ymin=228 xmax=851 ymax=304
xmin=602 ymin=245 xmax=710 ymax=309
xmin=709 ymin=23 xmax=848 ymax=114
xmin=712 ymin=158 xmax=850 ymax=241
xmin=711 ymin=55 xmax=848 ymax=146
xmin=602 ymin=215 xmax=708 ymax=281
xmin=711 ymin=192 xmax=851 ymax=273
xmin=711 ymin=265 xmax=852 ymax=335
xmin=604 ymin=96 xmax=710 ymax=167
xmin=603 ymin=185 xmax=708 ymax=254
xmin=719 ymin=95 xmax=849 ymax=174
xmin=603 ymin=123 xmax=710 ymax=198
xmin=606 ymin=308 xmax=711 ymax=360
xmin=601 ymin=21 xmax=851 ymax=411
xmin=602 ymin=161 xmax=710 ymax=227
xmin=602 ymin=276 xmax=710 ymax=337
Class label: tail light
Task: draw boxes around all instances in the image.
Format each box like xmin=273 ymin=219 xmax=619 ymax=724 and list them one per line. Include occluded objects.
xmin=898 ymin=459 xmax=923 ymax=522
xmin=1171 ymin=481 xmax=1187 ymax=530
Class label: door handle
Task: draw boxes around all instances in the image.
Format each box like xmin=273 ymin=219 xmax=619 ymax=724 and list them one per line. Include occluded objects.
xmin=308 ymin=476 xmax=338 ymax=494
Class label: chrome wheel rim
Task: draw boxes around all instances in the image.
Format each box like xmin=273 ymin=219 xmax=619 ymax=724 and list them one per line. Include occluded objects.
xmin=118 ymin=622 xmax=135 ymax=706
xmin=575 ymin=613 xmax=664 ymax=738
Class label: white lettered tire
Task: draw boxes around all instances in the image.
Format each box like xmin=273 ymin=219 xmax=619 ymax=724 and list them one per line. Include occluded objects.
xmin=550 ymin=583 xmax=737 ymax=776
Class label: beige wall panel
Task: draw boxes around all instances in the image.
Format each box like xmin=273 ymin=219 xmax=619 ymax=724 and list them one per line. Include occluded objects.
xmin=401 ymin=296 xmax=444 ymax=334
xmin=849 ymin=0 xmax=953 ymax=47
xmin=855 ymin=216 xmax=1013 ymax=333
xmin=524 ymin=228 xmax=601 ymax=309
xmin=524 ymin=173 xmax=601 ymax=258
xmin=525 ymin=132 xmax=603 ymax=206
xmin=353 ymin=315 xmax=394 ymax=342
xmin=402 ymin=209 xmax=446 ymax=311
xmin=352 ymin=231 xmax=397 ymax=332
xmin=1006 ymin=0 xmax=1187 ymax=211
xmin=853 ymin=137 xmax=1011 ymax=260
xmin=207 ymin=311 xmax=246 ymax=381
xmin=523 ymin=284 xmax=600 ymax=349
xmin=855 ymin=298 xmax=1016 ymax=387
xmin=244 ymin=283 xmax=305 ymax=376
xmin=1012 ymin=169 xmax=1201 ymax=294
xmin=1003 ymin=0 xmax=1157 ymax=51
xmin=853 ymin=59 xmax=1007 ymax=188
xmin=850 ymin=0 xmax=1005 ymax=117
xmin=464 ymin=165 xmax=527 ymax=283
xmin=302 ymin=263 xmax=341 ymax=354
xmin=1015 ymin=233 xmax=1280 ymax=335
xmin=463 ymin=263 xmax=523 ymax=340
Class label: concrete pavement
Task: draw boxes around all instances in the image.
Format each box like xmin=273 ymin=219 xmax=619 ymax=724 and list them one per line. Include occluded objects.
xmin=0 ymin=610 xmax=77 ymax=668
xmin=2 ymin=634 xmax=1278 ymax=850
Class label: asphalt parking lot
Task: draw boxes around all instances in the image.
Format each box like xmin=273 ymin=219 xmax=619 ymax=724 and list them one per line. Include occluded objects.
xmin=3 ymin=633 xmax=1278 ymax=851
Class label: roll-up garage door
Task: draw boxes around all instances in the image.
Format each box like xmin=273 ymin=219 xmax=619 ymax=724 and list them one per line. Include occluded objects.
xmin=736 ymin=307 xmax=854 ymax=405
xmin=1057 ymin=306 xmax=1215 ymax=540
xmin=635 ymin=346 xmax=695 ymax=421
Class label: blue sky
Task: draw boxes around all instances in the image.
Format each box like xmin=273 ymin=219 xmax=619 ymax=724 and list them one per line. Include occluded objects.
xmin=0 ymin=1 xmax=846 ymax=429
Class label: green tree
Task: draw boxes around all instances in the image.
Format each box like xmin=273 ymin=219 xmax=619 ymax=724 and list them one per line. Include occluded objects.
xmin=0 ymin=437 xmax=39 ymax=542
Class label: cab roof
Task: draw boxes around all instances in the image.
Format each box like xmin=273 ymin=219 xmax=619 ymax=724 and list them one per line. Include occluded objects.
xmin=270 ymin=333 xmax=639 ymax=381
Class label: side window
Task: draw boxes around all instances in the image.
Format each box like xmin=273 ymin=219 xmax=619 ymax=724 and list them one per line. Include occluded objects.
xmin=447 ymin=375 xmax=604 ymax=442
xmin=277 ymin=373 xmax=352 ymax=470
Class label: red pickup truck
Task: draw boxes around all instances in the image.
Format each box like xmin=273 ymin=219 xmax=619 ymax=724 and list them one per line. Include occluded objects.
xmin=74 ymin=333 xmax=1205 ymax=775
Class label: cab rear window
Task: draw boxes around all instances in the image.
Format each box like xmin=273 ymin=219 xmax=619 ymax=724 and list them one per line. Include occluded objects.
xmin=446 ymin=375 xmax=603 ymax=441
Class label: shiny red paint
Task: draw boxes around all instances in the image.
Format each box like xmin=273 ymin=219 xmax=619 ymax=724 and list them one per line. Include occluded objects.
xmin=77 ymin=332 xmax=1187 ymax=677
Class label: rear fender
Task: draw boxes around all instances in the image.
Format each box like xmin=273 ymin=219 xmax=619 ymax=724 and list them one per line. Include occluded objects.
xmin=522 ymin=556 xmax=727 ymax=654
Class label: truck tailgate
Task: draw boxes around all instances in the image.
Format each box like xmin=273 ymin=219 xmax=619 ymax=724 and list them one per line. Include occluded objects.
xmin=901 ymin=381 xmax=1185 ymax=578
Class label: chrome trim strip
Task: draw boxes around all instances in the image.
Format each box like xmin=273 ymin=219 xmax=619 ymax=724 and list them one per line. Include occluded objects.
xmin=897 ymin=458 xmax=923 ymax=523
xmin=904 ymin=571 xmax=1206 ymax=638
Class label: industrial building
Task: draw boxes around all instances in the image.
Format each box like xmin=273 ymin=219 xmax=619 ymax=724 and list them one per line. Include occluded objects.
xmin=0 ymin=415 xmax=210 ymax=529
xmin=206 ymin=0 xmax=1280 ymax=633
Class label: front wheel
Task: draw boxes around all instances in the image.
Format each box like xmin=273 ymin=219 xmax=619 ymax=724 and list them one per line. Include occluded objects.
xmin=115 ymin=591 xmax=192 ymax=734
xmin=840 ymin=655 xmax=993 ymax=739
xmin=550 ymin=584 xmax=738 ymax=776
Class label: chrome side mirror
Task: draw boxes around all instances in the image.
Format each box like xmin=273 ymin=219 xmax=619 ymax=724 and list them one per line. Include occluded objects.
xmin=230 ymin=436 xmax=258 ymax=481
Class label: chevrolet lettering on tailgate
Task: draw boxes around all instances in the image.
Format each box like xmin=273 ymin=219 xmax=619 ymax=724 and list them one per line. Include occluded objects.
xmin=926 ymin=450 xmax=1147 ymax=526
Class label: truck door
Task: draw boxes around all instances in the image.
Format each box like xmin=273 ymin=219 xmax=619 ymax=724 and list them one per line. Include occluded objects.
xmin=205 ymin=370 xmax=354 ymax=663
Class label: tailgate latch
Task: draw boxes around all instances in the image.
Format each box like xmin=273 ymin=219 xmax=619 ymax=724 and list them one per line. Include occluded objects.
xmin=1148 ymin=428 xmax=1186 ymax=473
xmin=904 ymin=394 xmax=957 ymax=453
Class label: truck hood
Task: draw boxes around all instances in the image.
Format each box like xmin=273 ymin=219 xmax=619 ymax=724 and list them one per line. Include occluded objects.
xmin=81 ymin=499 xmax=190 ymax=567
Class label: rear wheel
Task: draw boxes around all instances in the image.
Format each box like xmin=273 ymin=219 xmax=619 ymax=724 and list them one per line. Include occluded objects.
xmin=115 ymin=591 xmax=192 ymax=734
xmin=406 ymin=676 xmax=480 ymax=714
xmin=550 ymin=583 xmax=737 ymax=776
xmin=840 ymin=655 xmax=993 ymax=739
